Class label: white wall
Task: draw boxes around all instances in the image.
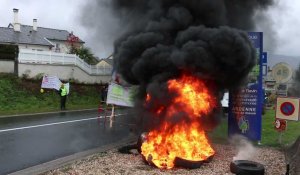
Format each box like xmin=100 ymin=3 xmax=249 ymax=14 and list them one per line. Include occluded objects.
xmin=18 ymin=63 xmax=111 ymax=84
xmin=49 ymin=40 xmax=70 ymax=53
xmin=18 ymin=49 xmax=112 ymax=75
xmin=18 ymin=44 xmax=51 ymax=52
xmin=3 ymin=42 xmax=81 ymax=54
xmin=0 ymin=60 xmax=14 ymax=73
xmin=49 ymin=40 xmax=84 ymax=54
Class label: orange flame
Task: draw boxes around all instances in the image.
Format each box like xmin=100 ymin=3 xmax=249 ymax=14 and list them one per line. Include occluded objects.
xmin=141 ymin=75 xmax=217 ymax=169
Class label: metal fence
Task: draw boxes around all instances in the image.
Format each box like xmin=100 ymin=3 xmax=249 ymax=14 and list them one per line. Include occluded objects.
xmin=18 ymin=49 xmax=112 ymax=75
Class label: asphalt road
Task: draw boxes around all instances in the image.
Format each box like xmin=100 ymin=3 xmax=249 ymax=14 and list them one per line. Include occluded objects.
xmin=0 ymin=109 xmax=137 ymax=175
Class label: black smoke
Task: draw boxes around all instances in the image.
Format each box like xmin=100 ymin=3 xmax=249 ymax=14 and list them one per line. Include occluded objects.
xmin=114 ymin=26 xmax=255 ymax=89
xmin=111 ymin=0 xmax=273 ymax=87
xmin=83 ymin=0 xmax=274 ymax=132
xmin=110 ymin=0 xmax=274 ymax=132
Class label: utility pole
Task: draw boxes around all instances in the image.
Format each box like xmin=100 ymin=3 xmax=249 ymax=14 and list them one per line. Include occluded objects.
xmin=14 ymin=45 xmax=19 ymax=76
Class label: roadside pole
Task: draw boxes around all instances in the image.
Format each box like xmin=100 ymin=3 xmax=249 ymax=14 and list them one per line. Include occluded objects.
xmin=110 ymin=105 xmax=115 ymax=128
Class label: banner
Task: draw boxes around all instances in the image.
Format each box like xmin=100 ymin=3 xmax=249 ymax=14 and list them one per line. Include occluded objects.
xmin=41 ymin=76 xmax=61 ymax=90
xmin=106 ymin=83 xmax=137 ymax=107
xmin=41 ymin=76 xmax=70 ymax=93
xmin=228 ymin=32 xmax=263 ymax=141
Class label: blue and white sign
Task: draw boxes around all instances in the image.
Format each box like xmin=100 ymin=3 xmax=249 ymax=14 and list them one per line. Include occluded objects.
xmin=228 ymin=32 xmax=263 ymax=141
xmin=262 ymin=52 xmax=267 ymax=65
xmin=262 ymin=52 xmax=268 ymax=76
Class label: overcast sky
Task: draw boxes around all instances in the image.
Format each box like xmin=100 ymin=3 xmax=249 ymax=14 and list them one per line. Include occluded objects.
xmin=0 ymin=0 xmax=300 ymax=58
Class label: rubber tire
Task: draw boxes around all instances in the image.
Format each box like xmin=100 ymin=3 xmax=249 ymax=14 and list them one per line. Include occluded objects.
xmin=174 ymin=157 xmax=204 ymax=169
xmin=118 ymin=144 xmax=137 ymax=154
xmin=137 ymin=132 xmax=148 ymax=153
xmin=230 ymin=160 xmax=265 ymax=175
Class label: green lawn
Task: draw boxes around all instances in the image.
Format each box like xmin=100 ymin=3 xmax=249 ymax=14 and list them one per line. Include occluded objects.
xmin=0 ymin=73 xmax=102 ymax=116
xmin=261 ymin=109 xmax=300 ymax=147
xmin=209 ymin=110 xmax=300 ymax=147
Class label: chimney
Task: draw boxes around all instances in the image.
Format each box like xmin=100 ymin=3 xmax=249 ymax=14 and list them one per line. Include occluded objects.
xmin=13 ymin=8 xmax=21 ymax=32
xmin=33 ymin=19 xmax=37 ymax=31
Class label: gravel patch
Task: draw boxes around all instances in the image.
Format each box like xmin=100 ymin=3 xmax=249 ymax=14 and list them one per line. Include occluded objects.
xmin=43 ymin=144 xmax=286 ymax=175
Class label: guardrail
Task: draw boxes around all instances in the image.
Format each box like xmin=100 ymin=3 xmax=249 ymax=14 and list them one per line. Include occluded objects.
xmin=18 ymin=49 xmax=112 ymax=75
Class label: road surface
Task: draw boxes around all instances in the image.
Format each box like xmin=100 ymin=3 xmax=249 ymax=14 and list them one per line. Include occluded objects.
xmin=0 ymin=109 xmax=136 ymax=175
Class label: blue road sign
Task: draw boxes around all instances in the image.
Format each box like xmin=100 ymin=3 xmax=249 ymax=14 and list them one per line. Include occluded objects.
xmin=228 ymin=32 xmax=263 ymax=141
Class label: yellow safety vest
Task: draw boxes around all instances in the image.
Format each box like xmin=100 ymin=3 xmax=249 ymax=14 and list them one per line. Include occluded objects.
xmin=61 ymin=87 xmax=67 ymax=96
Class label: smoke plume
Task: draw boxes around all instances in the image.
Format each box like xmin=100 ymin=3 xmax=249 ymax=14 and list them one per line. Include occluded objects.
xmin=110 ymin=0 xmax=273 ymax=87
xmin=230 ymin=135 xmax=257 ymax=161
xmin=81 ymin=1 xmax=274 ymax=132
xmin=108 ymin=0 xmax=274 ymax=131
xmin=109 ymin=2 xmax=276 ymax=135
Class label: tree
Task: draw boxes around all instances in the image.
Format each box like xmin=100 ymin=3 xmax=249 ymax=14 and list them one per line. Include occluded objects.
xmin=66 ymin=33 xmax=98 ymax=65
xmin=73 ymin=47 xmax=98 ymax=65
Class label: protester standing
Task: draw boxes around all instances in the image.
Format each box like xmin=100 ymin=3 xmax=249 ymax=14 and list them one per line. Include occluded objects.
xmin=100 ymin=85 xmax=108 ymax=102
xmin=59 ymin=84 xmax=68 ymax=110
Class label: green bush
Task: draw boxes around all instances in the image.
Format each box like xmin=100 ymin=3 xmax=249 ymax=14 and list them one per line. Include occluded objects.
xmin=34 ymin=73 xmax=45 ymax=80
xmin=0 ymin=44 xmax=18 ymax=60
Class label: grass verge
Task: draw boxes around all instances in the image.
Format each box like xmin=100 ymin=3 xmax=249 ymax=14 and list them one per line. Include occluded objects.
xmin=0 ymin=73 xmax=102 ymax=116
xmin=209 ymin=109 xmax=300 ymax=147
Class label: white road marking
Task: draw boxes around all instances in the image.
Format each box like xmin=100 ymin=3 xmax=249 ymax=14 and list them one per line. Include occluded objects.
xmin=0 ymin=114 xmax=126 ymax=133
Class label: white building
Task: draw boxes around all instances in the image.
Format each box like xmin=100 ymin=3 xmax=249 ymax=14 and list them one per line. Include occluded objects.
xmin=96 ymin=55 xmax=113 ymax=69
xmin=0 ymin=9 xmax=113 ymax=84
xmin=0 ymin=8 xmax=84 ymax=53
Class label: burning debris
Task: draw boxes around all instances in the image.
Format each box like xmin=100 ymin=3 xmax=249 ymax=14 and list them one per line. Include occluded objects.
xmin=141 ymin=75 xmax=217 ymax=169
xmin=83 ymin=0 xmax=275 ymax=170
xmin=45 ymin=144 xmax=286 ymax=175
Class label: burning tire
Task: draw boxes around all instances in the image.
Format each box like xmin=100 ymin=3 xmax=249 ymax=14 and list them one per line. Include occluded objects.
xmin=202 ymin=155 xmax=214 ymax=163
xmin=118 ymin=144 xmax=137 ymax=154
xmin=230 ymin=160 xmax=265 ymax=175
xmin=118 ymin=132 xmax=148 ymax=154
xmin=174 ymin=157 xmax=203 ymax=169
xmin=174 ymin=155 xmax=214 ymax=169
xmin=137 ymin=132 xmax=148 ymax=154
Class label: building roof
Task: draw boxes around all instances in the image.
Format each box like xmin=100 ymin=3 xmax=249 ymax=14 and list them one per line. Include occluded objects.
xmin=0 ymin=24 xmax=84 ymax=47
xmin=100 ymin=58 xmax=113 ymax=66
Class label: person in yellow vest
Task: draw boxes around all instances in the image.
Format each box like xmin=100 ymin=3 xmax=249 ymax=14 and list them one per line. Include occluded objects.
xmin=59 ymin=84 xmax=68 ymax=110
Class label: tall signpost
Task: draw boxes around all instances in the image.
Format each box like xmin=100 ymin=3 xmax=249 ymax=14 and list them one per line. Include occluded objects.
xmin=228 ymin=32 xmax=263 ymax=141
xmin=274 ymin=97 xmax=300 ymax=144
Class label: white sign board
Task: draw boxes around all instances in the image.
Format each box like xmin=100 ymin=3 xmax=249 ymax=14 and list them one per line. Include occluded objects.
xmin=276 ymin=97 xmax=300 ymax=121
xmin=41 ymin=76 xmax=62 ymax=90
xmin=106 ymin=83 xmax=136 ymax=107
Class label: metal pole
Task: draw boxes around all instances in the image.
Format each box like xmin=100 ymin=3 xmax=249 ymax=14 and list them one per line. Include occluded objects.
xmin=110 ymin=105 xmax=115 ymax=128
xmin=14 ymin=45 xmax=19 ymax=76
xmin=50 ymin=51 xmax=52 ymax=64
xmin=279 ymin=132 xmax=283 ymax=145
